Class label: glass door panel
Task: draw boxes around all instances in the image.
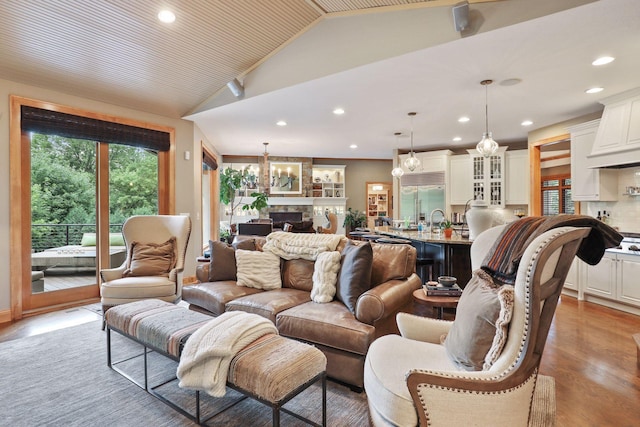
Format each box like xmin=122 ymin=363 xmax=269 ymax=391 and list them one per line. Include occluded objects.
xmin=30 ymin=134 xmax=98 ymax=295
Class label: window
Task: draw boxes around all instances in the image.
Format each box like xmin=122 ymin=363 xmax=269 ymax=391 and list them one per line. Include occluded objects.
xmin=541 ymin=174 xmax=573 ymax=215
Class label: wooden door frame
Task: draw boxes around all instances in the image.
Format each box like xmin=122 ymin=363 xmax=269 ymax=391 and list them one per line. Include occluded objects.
xmin=9 ymin=95 xmax=175 ymax=320
xmin=529 ymin=133 xmax=576 ymax=216
xmin=201 ymin=143 xmax=219 ymax=245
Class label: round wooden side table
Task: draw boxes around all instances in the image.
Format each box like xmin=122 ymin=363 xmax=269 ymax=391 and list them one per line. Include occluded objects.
xmin=412 ymin=288 xmax=460 ymax=319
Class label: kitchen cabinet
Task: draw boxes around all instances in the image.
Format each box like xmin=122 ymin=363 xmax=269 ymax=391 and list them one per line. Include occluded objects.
xmin=397 ymin=150 xmax=452 ymax=175
xmin=505 ymin=150 xmax=529 ymax=205
xmin=569 ymin=120 xmax=618 ymax=201
xmin=448 ymin=155 xmax=473 ymax=205
xmin=584 ymin=253 xmax=616 ymax=299
xmin=467 ymin=147 xmax=507 ymax=208
xmin=564 ymin=258 xmax=580 ymax=292
xmin=582 ymin=252 xmax=640 ymax=309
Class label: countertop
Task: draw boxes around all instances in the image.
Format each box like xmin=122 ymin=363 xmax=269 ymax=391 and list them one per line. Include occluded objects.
xmin=374 ymin=227 xmax=473 ymax=246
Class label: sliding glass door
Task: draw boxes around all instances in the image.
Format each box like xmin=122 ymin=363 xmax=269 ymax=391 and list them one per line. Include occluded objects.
xmin=10 ymin=95 xmax=173 ymax=317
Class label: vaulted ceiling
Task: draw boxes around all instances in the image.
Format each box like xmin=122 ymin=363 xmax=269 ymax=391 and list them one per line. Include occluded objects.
xmin=2 ymin=0 xmax=639 ymax=159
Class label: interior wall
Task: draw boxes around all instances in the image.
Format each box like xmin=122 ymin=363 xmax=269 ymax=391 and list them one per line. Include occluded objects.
xmin=0 ymin=78 xmax=198 ymax=315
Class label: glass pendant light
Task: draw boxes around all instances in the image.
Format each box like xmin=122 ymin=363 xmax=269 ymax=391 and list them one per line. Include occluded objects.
xmin=403 ymin=112 xmax=421 ymax=171
xmin=391 ymin=132 xmax=405 ymax=178
xmin=476 ymin=79 xmax=499 ymax=157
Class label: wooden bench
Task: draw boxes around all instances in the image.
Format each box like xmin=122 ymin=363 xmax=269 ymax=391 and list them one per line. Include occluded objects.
xmin=105 ymin=299 xmax=327 ymax=426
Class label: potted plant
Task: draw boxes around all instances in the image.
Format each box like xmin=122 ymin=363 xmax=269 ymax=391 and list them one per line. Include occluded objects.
xmin=219 ymin=167 xmax=269 ymax=233
xmin=441 ymin=219 xmax=454 ymax=238
xmin=343 ymin=207 xmax=367 ymax=236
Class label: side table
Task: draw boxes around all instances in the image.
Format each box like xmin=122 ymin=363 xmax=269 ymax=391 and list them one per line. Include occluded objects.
xmin=412 ymin=288 xmax=460 ymax=320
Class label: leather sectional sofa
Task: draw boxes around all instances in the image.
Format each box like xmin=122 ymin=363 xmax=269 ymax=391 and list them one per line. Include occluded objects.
xmin=183 ymin=234 xmax=421 ymax=389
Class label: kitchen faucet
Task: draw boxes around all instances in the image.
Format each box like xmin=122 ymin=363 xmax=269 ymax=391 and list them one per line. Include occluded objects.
xmin=429 ymin=209 xmax=446 ymax=233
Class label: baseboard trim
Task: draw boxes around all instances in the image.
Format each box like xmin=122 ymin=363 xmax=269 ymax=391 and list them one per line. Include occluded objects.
xmin=0 ymin=309 xmax=12 ymax=324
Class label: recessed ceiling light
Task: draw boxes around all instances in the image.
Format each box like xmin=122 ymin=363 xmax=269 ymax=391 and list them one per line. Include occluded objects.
xmin=157 ymin=10 xmax=176 ymax=23
xmin=592 ymin=56 xmax=615 ymax=66
xmin=276 ymin=120 xmax=287 ymax=126
xmin=452 ymin=137 xmax=462 ymax=142
xmin=349 ymin=144 xmax=357 ymax=149
xmin=458 ymin=116 xmax=470 ymax=123
xmin=585 ymin=87 xmax=604 ymax=94
xmin=333 ymin=108 xmax=345 ymax=115
xmin=521 ymin=120 xmax=533 ymax=126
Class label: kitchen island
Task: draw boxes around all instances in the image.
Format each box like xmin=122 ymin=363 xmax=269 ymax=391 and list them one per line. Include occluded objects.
xmin=373 ymin=227 xmax=473 ymax=287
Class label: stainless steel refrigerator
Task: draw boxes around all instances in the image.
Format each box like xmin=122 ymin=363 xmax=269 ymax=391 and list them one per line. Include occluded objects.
xmin=399 ymin=172 xmax=446 ymax=224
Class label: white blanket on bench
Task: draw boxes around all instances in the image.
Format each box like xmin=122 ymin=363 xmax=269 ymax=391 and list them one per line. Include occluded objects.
xmin=177 ymin=311 xmax=278 ymax=397
xmin=263 ymin=231 xmax=343 ymax=261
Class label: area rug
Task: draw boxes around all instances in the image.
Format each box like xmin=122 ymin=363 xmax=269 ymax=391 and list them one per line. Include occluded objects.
xmin=0 ymin=321 xmax=368 ymax=426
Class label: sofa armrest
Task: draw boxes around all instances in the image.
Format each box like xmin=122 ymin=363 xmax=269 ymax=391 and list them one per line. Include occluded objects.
xmin=396 ymin=312 xmax=452 ymax=343
xmin=355 ymin=273 xmax=421 ymax=325
xmin=196 ymin=263 xmax=210 ymax=282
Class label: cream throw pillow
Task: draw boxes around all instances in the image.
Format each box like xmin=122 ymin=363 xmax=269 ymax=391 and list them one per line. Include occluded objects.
xmin=311 ymin=251 xmax=341 ymax=303
xmin=235 ymin=249 xmax=282 ymax=290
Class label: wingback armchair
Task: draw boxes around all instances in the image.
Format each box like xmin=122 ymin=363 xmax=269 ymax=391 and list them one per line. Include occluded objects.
xmin=364 ymin=224 xmax=590 ymax=427
xmin=100 ymin=215 xmax=192 ymax=313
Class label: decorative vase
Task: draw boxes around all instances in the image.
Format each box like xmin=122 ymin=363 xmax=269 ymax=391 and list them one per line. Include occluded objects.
xmin=466 ymin=200 xmax=492 ymax=240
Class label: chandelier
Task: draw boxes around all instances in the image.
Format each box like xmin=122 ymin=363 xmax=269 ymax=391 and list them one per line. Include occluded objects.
xmin=476 ymin=79 xmax=499 ymax=157
xmin=403 ymin=112 xmax=421 ymax=171
xmin=391 ymin=132 xmax=405 ymax=178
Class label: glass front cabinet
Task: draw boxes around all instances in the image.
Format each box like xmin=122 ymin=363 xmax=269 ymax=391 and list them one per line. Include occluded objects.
xmin=467 ymin=147 xmax=507 ymax=208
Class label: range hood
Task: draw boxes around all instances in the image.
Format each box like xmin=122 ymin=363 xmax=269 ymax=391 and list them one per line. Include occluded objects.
xmin=587 ymin=87 xmax=640 ymax=169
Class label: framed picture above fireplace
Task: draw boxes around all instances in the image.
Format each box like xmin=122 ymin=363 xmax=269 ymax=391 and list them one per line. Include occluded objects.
xmin=269 ymin=162 xmax=302 ymax=194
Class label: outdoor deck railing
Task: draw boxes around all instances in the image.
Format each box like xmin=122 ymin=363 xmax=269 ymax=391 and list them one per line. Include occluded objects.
xmin=31 ymin=223 xmax=124 ymax=253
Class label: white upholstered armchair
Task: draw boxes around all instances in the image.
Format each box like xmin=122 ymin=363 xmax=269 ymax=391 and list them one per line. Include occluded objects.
xmin=364 ymin=224 xmax=591 ymax=427
xmin=100 ymin=215 xmax=192 ymax=313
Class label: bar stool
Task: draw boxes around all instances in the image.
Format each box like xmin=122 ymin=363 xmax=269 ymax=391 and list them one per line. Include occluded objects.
xmin=361 ymin=234 xmax=381 ymax=242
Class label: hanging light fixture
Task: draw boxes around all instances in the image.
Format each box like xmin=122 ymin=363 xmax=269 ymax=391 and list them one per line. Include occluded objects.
xmin=403 ymin=112 xmax=421 ymax=171
xmin=391 ymin=132 xmax=405 ymax=178
xmin=476 ymin=79 xmax=499 ymax=157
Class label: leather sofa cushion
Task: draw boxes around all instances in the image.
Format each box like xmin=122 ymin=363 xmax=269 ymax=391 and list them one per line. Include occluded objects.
xmin=370 ymin=242 xmax=416 ymax=286
xmin=282 ymin=259 xmax=315 ymax=292
xmin=207 ymin=240 xmax=237 ymax=282
xmin=336 ymin=241 xmax=373 ymax=313
xmin=276 ymin=301 xmax=375 ymax=355
xmin=226 ymin=288 xmax=311 ymax=323
xmin=182 ymin=281 xmax=262 ymax=316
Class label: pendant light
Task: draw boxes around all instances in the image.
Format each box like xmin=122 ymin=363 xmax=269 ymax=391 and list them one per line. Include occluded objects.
xmin=391 ymin=132 xmax=405 ymax=178
xmin=403 ymin=112 xmax=421 ymax=171
xmin=476 ymin=79 xmax=499 ymax=157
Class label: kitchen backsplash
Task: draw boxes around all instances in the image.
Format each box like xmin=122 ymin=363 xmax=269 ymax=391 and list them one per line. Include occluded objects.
xmin=583 ymin=167 xmax=640 ymax=233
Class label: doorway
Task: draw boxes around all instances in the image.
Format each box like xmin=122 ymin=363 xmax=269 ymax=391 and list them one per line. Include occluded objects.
xmin=366 ymin=182 xmax=393 ymax=228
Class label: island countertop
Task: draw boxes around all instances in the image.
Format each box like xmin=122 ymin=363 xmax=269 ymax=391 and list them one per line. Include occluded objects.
xmin=374 ymin=227 xmax=473 ymax=246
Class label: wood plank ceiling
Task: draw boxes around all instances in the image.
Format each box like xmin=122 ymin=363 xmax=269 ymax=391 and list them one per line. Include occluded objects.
xmin=0 ymin=0 xmax=480 ymax=118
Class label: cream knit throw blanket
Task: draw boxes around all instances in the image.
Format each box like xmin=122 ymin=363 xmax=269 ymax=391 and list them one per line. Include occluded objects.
xmin=263 ymin=231 xmax=343 ymax=260
xmin=177 ymin=311 xmax=278 ymax=397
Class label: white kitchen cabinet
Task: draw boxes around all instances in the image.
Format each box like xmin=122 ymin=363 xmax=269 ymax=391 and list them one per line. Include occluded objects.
xmin=617 ymin=253 xmax=640 ymax=306
xmin=505 ymin=150 xmax=529 ymax=205
xmin=397 ymin=150 xmax=453 ymax=175
xmin=590 ymin=88 xmax=640 ymax=158
xmin=564 ymin=258 xmax=580 ymax=292
xmin=448 ymin=155 xmax=473 ymax=205
xmin=569 ymin=120 xmax=618 ymax=201
xmin=467 ymin=147 xmax=507 ymax=208
xmin=583 ymin=253 xmax=616 ymax=299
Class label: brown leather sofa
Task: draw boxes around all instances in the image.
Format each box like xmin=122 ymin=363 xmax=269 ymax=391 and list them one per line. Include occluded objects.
xmin=183 ymin=235 xmax=421 ymax=389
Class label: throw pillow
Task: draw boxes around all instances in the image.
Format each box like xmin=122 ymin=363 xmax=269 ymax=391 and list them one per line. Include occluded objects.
xmin=335 ymin=240 xmax=373 ymax=314
xmin=123 ymin=236 xmax=176 ymax=277
xmin=444 ymin=269 xmax=515 ymax=371
xmin=310 ymin=251 xmax=341 ymax=303
xmin=80 ymin=233 xmax=97 ymax=247
xmin=235 ymin=249 xmax=282 ymax=290
xmin=207 ymin=240 xmax=237 ymax=282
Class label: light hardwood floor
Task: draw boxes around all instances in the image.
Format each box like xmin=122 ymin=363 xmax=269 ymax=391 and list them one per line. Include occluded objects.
xmin=1 ymin=296 xmax=639 ymax=426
